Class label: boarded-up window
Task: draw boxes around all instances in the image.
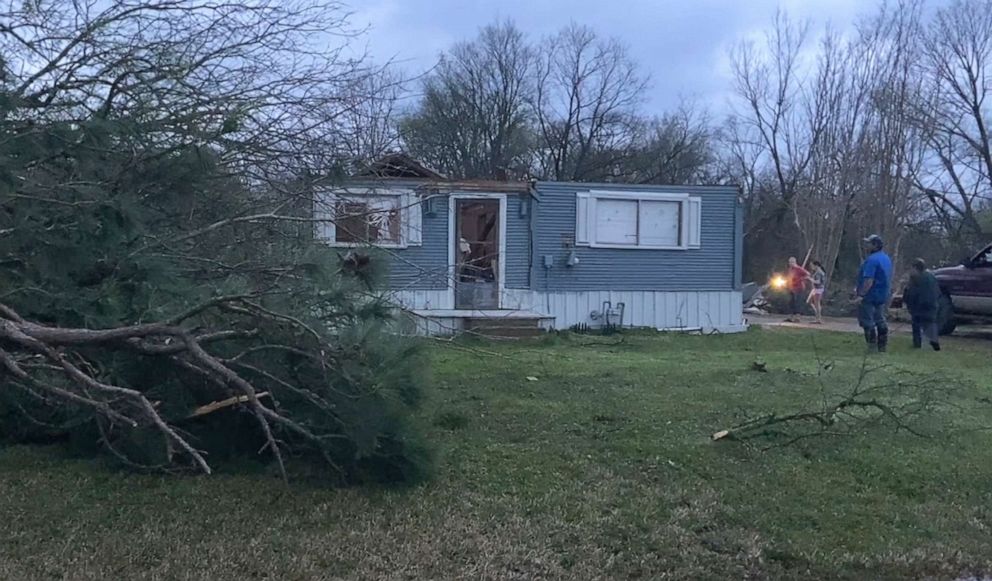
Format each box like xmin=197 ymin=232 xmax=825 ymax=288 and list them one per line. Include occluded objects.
xmin=638 ymin=201 xmax=681 ymax=247
xmin=596 ymin=199 xmax=638 ymax=245
xmin=592 ymin=198 xmax=682 ymax=247
xmin=576 ymin=191 xmax=701 ymax=250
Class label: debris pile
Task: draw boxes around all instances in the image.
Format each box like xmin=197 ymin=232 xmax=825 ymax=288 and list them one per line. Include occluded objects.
xmin=742 ymin=282 xmax=771 ymax=315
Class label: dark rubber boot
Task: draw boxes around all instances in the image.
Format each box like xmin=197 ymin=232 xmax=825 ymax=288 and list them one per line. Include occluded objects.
xmin=864 ymin=328 xmax=876 ymax=346
xmin=931 ymin=341 xmax=941 ymax=351
xmin=877 ymin=329 xmax=888 ymax=353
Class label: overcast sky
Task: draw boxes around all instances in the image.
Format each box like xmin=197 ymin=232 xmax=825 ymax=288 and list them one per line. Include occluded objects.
xmin=350 ymin=0 xmax=880 ymax=117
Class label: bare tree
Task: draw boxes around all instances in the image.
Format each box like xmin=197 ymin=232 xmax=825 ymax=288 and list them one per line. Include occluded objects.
xmin=851 ymin=1 xmax=927 ymax=274
xmin=533 ymin=23 xmax=648 ymax=182
xmin=801 ymin=3 xmax=925 ymax=281
xmin=912 ymin=0 xmax=992 ymax=246
xmin=336 ymin=66 xmax=408 ymax=170
xmin=792 ymin=25 xmax=857 ymax=279
xmin=729 ymin=11 xmax=819 ymax=245
xmin=728 ymin=5 xmax=928 ymax=281
xmin=401 ymin=20 xmax=534 ymax=179
xmin=718 ymin=117 xmax=764 ymax=232
xmin=624 ymin=102 xmax=715 ymax=185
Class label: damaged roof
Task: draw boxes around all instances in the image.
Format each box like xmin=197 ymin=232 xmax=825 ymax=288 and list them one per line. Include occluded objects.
xmin=352 ymin=153 xmax=534 ymax=195
xmin=356 ymin=153 xmax=446 ymax=180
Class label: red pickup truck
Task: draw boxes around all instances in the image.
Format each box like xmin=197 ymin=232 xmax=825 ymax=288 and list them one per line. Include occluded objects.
xmin=892 ymin=242 xmax=992 ymax=335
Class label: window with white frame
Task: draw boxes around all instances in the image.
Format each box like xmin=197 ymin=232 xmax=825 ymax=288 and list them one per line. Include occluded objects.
xmin=335 ymin=197 xmax=401 ymax=244
xmin=576 ymin=191 xmax=701 ymax=249
xmin=315 ymin=190 xmax=422 ymax=248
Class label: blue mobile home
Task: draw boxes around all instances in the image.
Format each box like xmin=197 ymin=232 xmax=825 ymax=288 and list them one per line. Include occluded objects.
xmin=316 ymin=155 xmax=745 ymax=335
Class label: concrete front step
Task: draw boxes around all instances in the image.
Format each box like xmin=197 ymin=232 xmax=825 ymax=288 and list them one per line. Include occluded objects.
xmin=403 ymin=309 xmax=554 ymax=337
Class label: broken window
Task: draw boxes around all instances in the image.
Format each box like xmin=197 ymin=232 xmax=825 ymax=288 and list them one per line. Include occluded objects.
xmin=333 ymin=197 xmax=402 ymax=245
xmin=314 ymin=190 xmax=422 ymax=248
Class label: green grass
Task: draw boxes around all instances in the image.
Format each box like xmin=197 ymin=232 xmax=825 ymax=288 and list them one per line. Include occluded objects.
xmin=3 ymin=328 xmax=992 ymax=580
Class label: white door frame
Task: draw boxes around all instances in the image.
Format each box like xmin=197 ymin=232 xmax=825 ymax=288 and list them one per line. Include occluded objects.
xmin=448 ymin=193 xmax=507 ymax=310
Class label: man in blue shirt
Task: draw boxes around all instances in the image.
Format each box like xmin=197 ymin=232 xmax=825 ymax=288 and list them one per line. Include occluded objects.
xmin=854 ymin=234 xmax=893 ymax=352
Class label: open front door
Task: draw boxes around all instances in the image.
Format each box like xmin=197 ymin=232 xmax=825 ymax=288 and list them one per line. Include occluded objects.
xmin=454 ymin=199 xmax=500 ymax=309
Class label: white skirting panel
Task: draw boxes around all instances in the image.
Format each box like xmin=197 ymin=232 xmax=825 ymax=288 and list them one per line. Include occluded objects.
xmin=389 ymin=288 xmax=746 ymax=335
xmin=503 ymin=289 xmax=744 ymax=333
xmin=407 ymin=315 xmax=465 ymax=336
xmin=386 ymin=289 xmax=453 ymax=310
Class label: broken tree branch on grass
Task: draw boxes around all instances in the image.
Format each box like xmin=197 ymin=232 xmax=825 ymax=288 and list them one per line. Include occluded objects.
xmin=713 ymin=354 xmax=958 ymax=448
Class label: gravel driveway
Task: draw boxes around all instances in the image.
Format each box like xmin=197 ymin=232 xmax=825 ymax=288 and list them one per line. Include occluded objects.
xmin=748 ymin=313 xmax=992 ymax=341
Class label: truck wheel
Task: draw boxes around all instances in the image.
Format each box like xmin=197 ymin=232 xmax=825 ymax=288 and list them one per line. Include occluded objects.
xmin=937 ymin=293 xmax=956 ymax=336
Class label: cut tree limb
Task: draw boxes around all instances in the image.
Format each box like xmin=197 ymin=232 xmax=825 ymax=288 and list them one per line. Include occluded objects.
xmin=188 ymin=392 xmax=271 ymax=419
xmin=714 ymin=356 xmax=949 ymax=446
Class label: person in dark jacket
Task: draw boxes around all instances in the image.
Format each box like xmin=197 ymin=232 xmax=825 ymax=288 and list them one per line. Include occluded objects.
xmin=903 ymin=258 xmax=941 ymax=351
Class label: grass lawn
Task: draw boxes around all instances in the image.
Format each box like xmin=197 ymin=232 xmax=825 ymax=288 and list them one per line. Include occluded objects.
xmin=2 ymin=328 xmax=992 ymax=580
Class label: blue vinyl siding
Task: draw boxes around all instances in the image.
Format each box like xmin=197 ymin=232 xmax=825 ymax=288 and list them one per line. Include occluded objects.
xmin=532 ymin=182 xmax=740 ymax=292
xmin=503 ymin=195 xmax=531 ymax=289
xmin=733 ymin=195 xmax=744 ymax=290
xmin=389 ymin=195 xmax=449 ymax=290
xmin=341 ymin=180 xmax=530 ymax=291
xmin=339 ymin=179 xmax=740 ymax=294
xmin=387 ymin=193 xmax=530 ymax=290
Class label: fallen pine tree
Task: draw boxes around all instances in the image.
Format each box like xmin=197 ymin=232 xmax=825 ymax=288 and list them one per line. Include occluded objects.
xmin=0 ymin=294 xmax=429 ymax=483
xmin=0 ymin=0 xmax=430 ymax=483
